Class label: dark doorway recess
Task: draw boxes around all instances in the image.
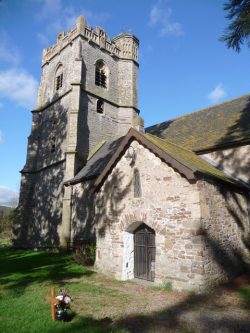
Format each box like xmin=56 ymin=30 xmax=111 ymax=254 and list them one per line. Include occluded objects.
xmin=134 ymin=223 xmax=156 ymax=281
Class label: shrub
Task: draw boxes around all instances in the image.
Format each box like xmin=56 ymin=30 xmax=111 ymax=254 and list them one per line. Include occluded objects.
xmin=0 ymin=210 xmax=14 ymax=239
xmin=73 ymin=242 xmax=96 ymax=266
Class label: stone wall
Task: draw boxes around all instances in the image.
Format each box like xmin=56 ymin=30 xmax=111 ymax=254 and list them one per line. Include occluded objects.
xmin=95 ymin=140 xmax=205 ymax=290
xmin=14 ymin=90 xmax=69 ymax=247
xmin=70 ymin=181 xmax=96 ymax=242
xmin=198 ymin=179 xmax=250 ymax=287
xmin=13 ymin=161 xmax=65 ymax=247
xmin=38 ymin=42 xmax=79 ymax=106
xmin=26 ymin=94 xmax=69 ymax=171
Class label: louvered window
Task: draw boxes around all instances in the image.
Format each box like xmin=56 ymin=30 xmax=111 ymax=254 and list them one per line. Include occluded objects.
xmin=55 ymin=73 xmax=63 ymax=90
xmin=95 ymin=61 xmax=107 ymax=88
xmin=55 ymin=64 xmax=63 ymax=91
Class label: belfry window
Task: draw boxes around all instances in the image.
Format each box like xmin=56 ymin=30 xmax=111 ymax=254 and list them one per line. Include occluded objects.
xmin=97 ymin=99 xmax=104 ymax=114
xmin=56 ymin=74 xmax=63 ymax=90
xmin=55 ymin=64 xmax=63 ymax=91
xmin=95 ymin=60 xmax=107 ymax=88
xmin=134 ymin=168 xmax=141 ymax=198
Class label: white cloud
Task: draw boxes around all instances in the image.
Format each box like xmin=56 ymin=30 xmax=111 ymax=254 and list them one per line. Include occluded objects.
xmin=0 ymin=31 xmax=20 ymax=65
xmin=207 ymin=84 xmax=227 ymax=103
xmin=149 ymin=1 xmax=183 ymax=37
xmin=0 ymin=69 xmax=38 ymax=109
xmin=36 ymin=0 xmax=110 ymax=43
xmin=37 ymin=32 xmax=50 ymax=46
xmin=0 ymin=130 xmax=3 ymax=144
xmin=36 ymin=0 xmax=62 ymax=21
xmin=0 ymin=186 xmax=19 ymax=207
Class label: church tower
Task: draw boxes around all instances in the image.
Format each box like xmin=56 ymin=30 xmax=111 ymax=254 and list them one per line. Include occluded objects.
xmin=14 ymin=16 xmax=141 ymax=247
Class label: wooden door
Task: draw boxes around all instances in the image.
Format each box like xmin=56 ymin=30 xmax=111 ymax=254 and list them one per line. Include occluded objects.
xmin=134 ymin=224 xmax=155 ymax=281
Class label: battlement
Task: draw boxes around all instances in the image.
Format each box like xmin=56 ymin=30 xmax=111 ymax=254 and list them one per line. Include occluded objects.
xmin=42 ymin=16 xmax=139 ymax=66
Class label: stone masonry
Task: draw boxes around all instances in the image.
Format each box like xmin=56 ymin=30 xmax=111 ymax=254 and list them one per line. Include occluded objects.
xmin=14 ymin=16 xmax=141 ymax=247
xmin=95 ymin=140 xmax=250 ymax=291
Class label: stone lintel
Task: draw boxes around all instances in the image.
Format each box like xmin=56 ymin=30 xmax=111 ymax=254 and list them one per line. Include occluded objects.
xmin=70 ymin=82 xmax=82 ymax=86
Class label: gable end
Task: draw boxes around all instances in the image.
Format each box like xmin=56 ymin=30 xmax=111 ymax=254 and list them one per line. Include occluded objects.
xmin=93 ymin=128 xmax=195 ymax=192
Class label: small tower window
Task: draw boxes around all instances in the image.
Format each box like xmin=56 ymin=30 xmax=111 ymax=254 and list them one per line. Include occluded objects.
xmin=56 ymin=73 xmax=63 ymax=90
xmin=97 ymin=99 xmax=104 ymax=114
xmin=95 ymin=60 xmax=107 ymax=88
xmin=134 ymin=168 xmax=141 ymax=198
xmin=50 ymin=135 xmax=56 ymax=153
xmin=55 ymin=64 xmax=63 ymax=91
xmin=50 ymin=119 xmax=57 ymax=153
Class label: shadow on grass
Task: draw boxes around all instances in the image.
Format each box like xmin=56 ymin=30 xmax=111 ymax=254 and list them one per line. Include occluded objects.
xmin=114 ymin=278 xmax=250 ymax=333
xmin=115 ymin=292 xmax=208 ymax=333
xmin=47 ymin=316 xmax=126 ymax=333
xmin=0 ymin=247 xmax=95 ymax=292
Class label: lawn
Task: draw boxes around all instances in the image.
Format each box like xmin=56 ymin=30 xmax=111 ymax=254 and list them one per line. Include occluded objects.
xmin=1 ymin=243 xmax=250 ymax=333
xmin=0 ymin=245 xmax=128 ymax=333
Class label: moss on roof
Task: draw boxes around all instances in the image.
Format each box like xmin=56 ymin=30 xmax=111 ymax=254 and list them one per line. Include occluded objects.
xmin=66 ymin=129 xmax=243 ymax=188
xmin=146 ymin=93 xmax=250 ymax=151
xmin=145 ymin=133 xmax=239 ymax=186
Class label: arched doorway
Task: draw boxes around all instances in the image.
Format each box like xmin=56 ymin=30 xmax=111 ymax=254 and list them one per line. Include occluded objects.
xmin=134 ymin=223 xmax=156 ymax=281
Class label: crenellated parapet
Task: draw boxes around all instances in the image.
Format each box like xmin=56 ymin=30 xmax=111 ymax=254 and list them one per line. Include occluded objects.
xmin=42 ymin=16 xmax=139 ymax=66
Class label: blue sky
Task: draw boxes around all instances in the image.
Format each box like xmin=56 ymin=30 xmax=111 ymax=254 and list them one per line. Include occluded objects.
xmin=0 ymin=0 xmax=249 ymax=206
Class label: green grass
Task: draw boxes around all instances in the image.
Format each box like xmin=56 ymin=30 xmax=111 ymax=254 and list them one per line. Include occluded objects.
xmin=149 ymin=280 xmax=173 ymax=292
xmin=239 ymin=286 xmax=250 ymax=308
xmin=163 ymin=281 xmax=173 ymax=292
xmin=0 ymin=246 xmax=127 ymax=333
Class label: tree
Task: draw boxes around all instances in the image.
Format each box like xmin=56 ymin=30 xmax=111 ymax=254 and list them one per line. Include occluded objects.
xmin=220 ymin=0 xmax=250 ymax=52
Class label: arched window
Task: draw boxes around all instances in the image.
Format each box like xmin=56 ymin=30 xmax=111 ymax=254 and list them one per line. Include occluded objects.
xmin=55 ymin=64 xmax=63 ymax=91
xmin=95 ymin=60 xmax=107 ymax=88
xmin=97 ymin=99 xmax=104 ymax=114
xmin=134 ymin=168 xmax=141 ymax=198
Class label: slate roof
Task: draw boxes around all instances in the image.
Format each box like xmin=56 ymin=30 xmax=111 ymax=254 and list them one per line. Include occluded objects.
xmin=146 ymin=93 xmax=250 ymax=152
xmin=74 ymin=129 xmax=242 ymax=191
xmin=145 ymin=134 xmax=239 ymax=187
xmin=64 ymin=136 xmax=124 ymax=185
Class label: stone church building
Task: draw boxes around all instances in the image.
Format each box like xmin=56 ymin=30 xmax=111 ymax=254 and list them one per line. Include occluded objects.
xmin=14 ymin=17 xmax=250 ymax=291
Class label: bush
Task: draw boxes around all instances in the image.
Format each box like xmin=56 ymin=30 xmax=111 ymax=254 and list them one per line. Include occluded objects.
xmin=73 ymin=243 xmax=96 ymax=266
xmin=0 ymin=210 xmax=14 ymax=239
